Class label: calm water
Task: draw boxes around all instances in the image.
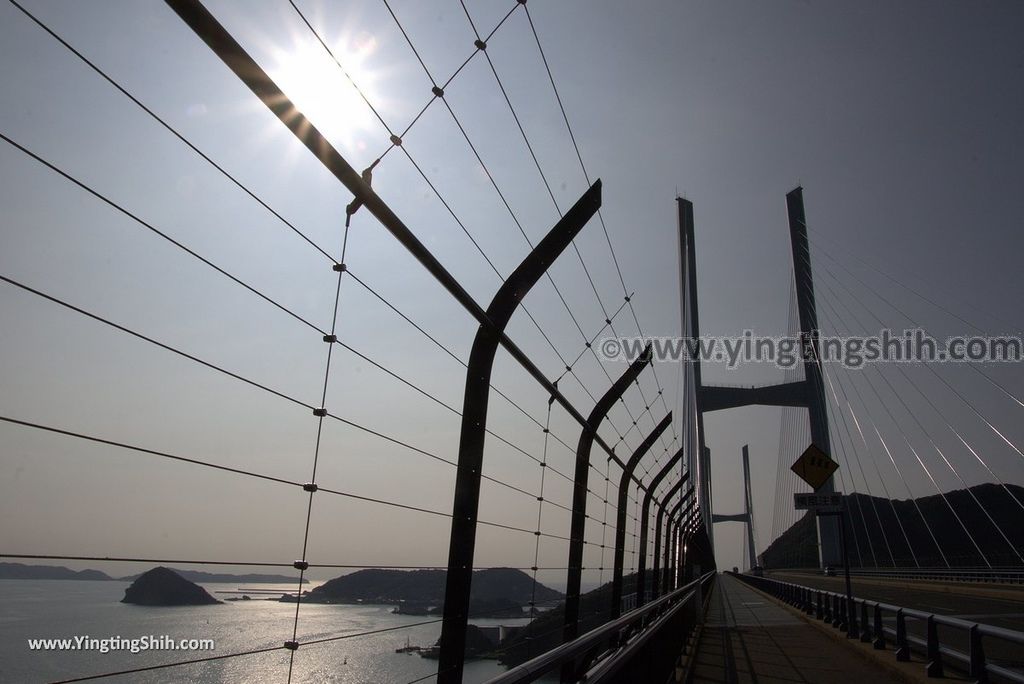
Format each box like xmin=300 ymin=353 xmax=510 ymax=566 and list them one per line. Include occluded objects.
xmin=0 ymin=580 xmax=529 ymax=684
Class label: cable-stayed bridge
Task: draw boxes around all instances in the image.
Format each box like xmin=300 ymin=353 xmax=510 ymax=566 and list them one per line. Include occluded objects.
xmin=1 ymin=2 xmax=1022 ymax=683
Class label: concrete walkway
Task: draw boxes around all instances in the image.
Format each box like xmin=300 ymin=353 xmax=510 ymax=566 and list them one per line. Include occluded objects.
xmin=690 ymin=573 xmax=899 ymax=683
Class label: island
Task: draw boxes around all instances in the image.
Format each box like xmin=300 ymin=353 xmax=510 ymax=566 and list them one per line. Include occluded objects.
xmin=0 ymin=562 xmax=303 ymax=584
xmin=0 ymin=562 xmax=112 ymax=581
xmin=119 ymin=568 xmax=304 ymax=584
xmin=284 ymin=567 xmax=562 ymax=618
xmin=121 ymin=567 xmax=221 ymax=606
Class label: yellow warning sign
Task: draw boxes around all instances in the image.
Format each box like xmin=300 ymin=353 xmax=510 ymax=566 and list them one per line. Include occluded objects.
xmin=790 ymin=444 xmax=838 ymax=492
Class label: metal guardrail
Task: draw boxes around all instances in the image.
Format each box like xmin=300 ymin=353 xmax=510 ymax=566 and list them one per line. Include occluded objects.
xmin=733 ymin=572 xmax=1024 ymax=683
xmin=485 ymin=572 xmax=715 ymax=684
xmin=774 ymin=567 xmax=1024 ymax=585
xmin=846 ymin=567 xmax=1024 ymax=585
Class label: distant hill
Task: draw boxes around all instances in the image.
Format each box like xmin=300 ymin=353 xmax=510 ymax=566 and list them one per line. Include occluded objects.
xmin=0 ymin=562 xmax=112 ymax=581
xmin=120 ymin=568 xmax=304 ymax=584
xmin=761 ymin=483 xmax=1024 ymax=568
xmin=121 ymin=567 xmax=221 ymax=606
xmin=496 ymin=571 xmax=648 ymax=667
xmin=301 ymin=567 xmax=562 ymax=608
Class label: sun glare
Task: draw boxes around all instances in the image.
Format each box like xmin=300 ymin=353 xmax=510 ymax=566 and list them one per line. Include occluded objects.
xmin=268 ymin=30 xmax=380 ymax=151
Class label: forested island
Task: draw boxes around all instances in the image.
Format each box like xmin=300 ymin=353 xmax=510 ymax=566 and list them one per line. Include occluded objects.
xmin=0 ymin=562 xmax=301 ymax=584
xmin=282 ymin=567 xmax=562 ymax=618
xmin=121 ymin=567 xmax=221 ymax=606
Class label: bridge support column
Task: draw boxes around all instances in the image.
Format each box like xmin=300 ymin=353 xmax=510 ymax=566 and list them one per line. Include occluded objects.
xmin=741 ymin=446 xmax=757 ymax=568
xmin=678 ymin=199 xmax=712 ymax=546
xmin=787 ymin=188 xmax=841 ymax=567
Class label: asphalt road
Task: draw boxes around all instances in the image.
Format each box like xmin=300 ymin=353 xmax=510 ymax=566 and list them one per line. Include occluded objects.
xmin=767 ymin=571 xmax=1024 ymax=671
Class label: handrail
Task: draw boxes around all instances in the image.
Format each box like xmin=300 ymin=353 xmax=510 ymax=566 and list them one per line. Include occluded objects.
xmin=774 ymin=567 xmax=1024 ymax=584
xmin=486 ymin=571 xmax=715 ymax=684
xmin=733 ymin=572 xmax=1024 ymax=682
xmin=868 ymin=600 xmax=1024 ymax=645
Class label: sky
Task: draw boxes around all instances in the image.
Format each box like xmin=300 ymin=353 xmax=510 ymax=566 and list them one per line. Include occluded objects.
xmin=1 ymin=0 xmax=1023 ymax=585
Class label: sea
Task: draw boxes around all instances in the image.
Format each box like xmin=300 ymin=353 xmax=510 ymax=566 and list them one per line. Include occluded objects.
xmin=0 ymin=580 xmax=549 ymax=684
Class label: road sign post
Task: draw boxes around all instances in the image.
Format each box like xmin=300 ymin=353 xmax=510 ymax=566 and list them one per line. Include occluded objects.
xmin=791 ymin=445 xmax=855 ymax=637
xmin=812 ymin=506 xmax=858 ymax=639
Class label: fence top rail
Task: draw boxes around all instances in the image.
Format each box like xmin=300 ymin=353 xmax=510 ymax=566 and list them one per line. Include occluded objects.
xmin=487 ymin=571 xmax=715 ymax=684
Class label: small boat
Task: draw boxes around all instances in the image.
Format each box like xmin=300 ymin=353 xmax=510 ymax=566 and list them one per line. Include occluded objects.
xmin=395 ymin=636 xmax=419 ymax=654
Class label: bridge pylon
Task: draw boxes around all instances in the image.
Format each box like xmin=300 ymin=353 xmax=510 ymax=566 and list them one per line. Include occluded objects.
xmin=679 ymin=189 xmax=841 ymax=569
xmin=711 ymin=445 xmax=758 ymax=570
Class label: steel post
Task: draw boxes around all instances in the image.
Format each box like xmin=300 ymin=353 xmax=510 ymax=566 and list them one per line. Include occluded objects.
xmin=636 ymin=449 xmax=686 ymax=605
xmin=651 ymin=479 xmax=685 ymax=599
xmin=435 ymin=185 xmax=602 ymax=683
xmin=611 ymin=413 xmax=672 ymax=619
xmin=563 ymin=346 xmax=652 ymax=649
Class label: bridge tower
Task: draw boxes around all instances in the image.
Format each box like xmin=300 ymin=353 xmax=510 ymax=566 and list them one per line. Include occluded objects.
xmin=711 ymin=445 xmax=758 ymax=570
xmin=679 ymin=190 xmax=841 ymax=567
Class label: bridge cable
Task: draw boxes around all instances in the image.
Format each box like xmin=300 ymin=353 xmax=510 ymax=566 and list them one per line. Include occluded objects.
xmin=813 ymin=281 xmax=1000 ymax=567
xmin=796 ymin=304 xmax=869 ymax=568
xmin=795 ymin=252 xmax=953 ymax=567
xmin=800 ymin=242 xmax=1024 ymax=510
xmin=804 ymin=250 xmax=1024 ymax=564
xmin=818 ymin=354 xmax=894 ymax=567
xmin=816 ymin=346 xmax=923 ymax=567
xmin=807 ymin=237 xmax=1024 ymax=412
xmin=805 ymin=227 xmax=1021 ymax=342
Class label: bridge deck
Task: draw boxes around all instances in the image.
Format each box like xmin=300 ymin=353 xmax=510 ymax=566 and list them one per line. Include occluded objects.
xmin=691 ymin=573 xmax=894 ymax=683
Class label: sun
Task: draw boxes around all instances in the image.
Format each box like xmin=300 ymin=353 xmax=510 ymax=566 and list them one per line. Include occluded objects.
xmin=267 ymin=29 xmax=381 ymax=152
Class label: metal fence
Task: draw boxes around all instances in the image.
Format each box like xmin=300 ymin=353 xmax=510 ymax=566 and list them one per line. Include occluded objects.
xmin=487 ymin=572 xmax=715 ymax=684
xmin=0 ymin=1 xmax=709 ymax=683
xmin=733 ymin=572 xmax=1024 ymax=683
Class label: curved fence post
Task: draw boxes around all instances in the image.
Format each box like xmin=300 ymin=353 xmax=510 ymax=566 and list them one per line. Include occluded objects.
xmin=437 ymin=182 xmax=602 ymax=684
xmin=563 ymin=345 xmax=653 ymax=647
xmin=662 ymin=492 xmax=694 ymax=596
xmin=651 ymin=479 xmax=685 ymax=598
xmin=610 ymin=413 xmax=672 ymax=619
xmin=636 ymin=449 xmax=686 ymax=605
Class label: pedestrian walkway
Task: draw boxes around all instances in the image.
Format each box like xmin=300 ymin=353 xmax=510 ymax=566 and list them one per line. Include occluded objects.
xmin=690 ymin=573 xmax=898 ymax=683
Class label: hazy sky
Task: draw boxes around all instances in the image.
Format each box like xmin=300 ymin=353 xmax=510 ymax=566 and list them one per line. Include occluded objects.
xmin=2 ymin=0 xmax=1023 ymax=583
